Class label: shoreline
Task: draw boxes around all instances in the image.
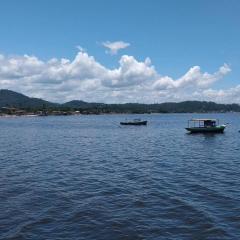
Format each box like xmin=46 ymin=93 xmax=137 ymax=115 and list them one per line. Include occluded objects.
xmin=0 ymin=112 xmax=239 ymax=118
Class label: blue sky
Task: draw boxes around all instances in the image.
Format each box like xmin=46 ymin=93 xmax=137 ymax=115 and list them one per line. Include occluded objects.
xmin=0 ymin=0 xmax=239 ymax=103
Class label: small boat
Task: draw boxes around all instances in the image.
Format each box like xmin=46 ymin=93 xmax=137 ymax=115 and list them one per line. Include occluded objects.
xmin=120 ymin=119 xmax=147 ymax=126
xmin=186 ymin=119 xmax=226 ymax=133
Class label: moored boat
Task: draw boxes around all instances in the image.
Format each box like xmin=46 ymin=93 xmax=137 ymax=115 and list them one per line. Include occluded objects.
xmin=186 ymin=119 xmax=226 ymax=133
xmin=120 ymin=119 xmax=147 ymax=126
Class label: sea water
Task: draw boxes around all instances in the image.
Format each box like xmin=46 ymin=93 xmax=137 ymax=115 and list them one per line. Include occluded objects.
xmin=0 ymin=113 xmax=239 ymax=239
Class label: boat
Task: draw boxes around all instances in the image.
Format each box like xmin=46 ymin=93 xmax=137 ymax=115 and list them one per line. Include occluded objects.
xmin=120 ymin=119 xmax=147 ymax=125
xmin=186 ymin=119 xmax=226 ymax=133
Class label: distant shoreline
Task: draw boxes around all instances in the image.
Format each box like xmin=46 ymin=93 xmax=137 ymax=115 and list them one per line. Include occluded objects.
xmin=0 ymin=111 xmax=239 ymax=119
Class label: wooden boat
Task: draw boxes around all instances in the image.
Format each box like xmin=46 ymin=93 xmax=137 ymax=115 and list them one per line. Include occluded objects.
xmin=186 ymin=119 xmax=226 ymax=133
xmin=120 ymin=119 xmax=147 ymax=125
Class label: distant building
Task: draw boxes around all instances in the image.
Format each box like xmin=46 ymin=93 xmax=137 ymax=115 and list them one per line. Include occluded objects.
xmin=0 ymin=107 xmax=26 ymax=115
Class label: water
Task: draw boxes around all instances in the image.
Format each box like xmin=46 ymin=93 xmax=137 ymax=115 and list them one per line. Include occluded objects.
xmin=0 ymin=113 xmax=239 ymax=240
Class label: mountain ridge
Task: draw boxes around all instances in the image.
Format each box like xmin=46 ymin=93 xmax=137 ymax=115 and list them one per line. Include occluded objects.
xmin=1 ymin=89 xmax=240 ymax=113
xmin=0 ymin=89 xmax=58 ymax=109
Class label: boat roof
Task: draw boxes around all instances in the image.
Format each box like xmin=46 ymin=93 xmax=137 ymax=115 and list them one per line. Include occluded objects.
xmin=190 ymin=119 xmax=217 ymax=121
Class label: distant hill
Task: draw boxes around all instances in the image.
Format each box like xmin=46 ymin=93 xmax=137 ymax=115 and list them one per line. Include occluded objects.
xmin=63 ymin=100 xmax=105 ymax=109
xmin=63 ymin=101 xmax=240 ymax=113
xmin=1 ymin=89 xmax=240 ymax=113
xmin=151 ymin=101 xmax=240 ymax=113
xmin=0 ymin=89 xmax=57 ymax=109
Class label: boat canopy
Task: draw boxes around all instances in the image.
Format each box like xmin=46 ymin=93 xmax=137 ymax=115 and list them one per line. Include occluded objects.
xmin=190 ymin=119 xmax=217 ymax=122
xmin=187 ymin=119 xmax=219 ymax=128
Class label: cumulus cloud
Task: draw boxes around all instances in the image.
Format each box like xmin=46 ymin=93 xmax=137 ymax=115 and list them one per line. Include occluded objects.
xmin=102 ymin=41 xmax=130 ymax=55
xmin=153 ymin=64 xmax=231 ymax=90
xmin=0 ymin=49 xmax=236 ymax=103
xmin=200 ymin=85 xmax=240 ymax=103
xmin=102 ymin=56 xmax=156 ymax=88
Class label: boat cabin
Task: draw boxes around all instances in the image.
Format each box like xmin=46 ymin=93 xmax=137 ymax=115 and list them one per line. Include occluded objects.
xmin=187 ymin=119 xmax=219 ymax=128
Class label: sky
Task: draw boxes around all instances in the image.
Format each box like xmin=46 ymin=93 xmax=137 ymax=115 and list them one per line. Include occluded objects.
xmin=0 ymin=0 xmax=240 ymax=103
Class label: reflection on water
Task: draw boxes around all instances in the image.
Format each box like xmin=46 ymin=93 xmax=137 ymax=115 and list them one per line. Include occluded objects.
xmin=0 ymin=113 xmax=240 ymax=240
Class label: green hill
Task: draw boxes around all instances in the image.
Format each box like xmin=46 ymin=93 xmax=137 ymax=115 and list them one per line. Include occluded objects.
xmin=0 ymin=89 xmax=58 ymax=109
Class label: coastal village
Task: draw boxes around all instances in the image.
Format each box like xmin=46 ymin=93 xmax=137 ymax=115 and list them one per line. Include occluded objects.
xmin=0 ymin=107 xmax=84 ymax=117
xmin=0 ymin=106 xmax=120 ymax=117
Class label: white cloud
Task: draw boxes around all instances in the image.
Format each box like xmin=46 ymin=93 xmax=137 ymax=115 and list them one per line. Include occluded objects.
xmin=102 ymin=56 xmax=156 ymax=88
xmin=153 ymin=64 xmax=231 ymax=90
xmin=200 ymin=85 xmax=240 ymax=103
xmin=0 ymin=49 xmax=237 ymax=104
xmin=102 ymin=41 xmax=130 ymax=55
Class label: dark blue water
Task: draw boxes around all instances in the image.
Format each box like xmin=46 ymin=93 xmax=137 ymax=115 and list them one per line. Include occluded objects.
xmin=0 ymin=113 xmax=240 ymax=240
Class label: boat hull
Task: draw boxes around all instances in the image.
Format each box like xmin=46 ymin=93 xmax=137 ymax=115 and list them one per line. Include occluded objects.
xmin=186 ymin=125 xmax=226 ymax=133
xmin=120 ymin=121 xmax=147 ymax=126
